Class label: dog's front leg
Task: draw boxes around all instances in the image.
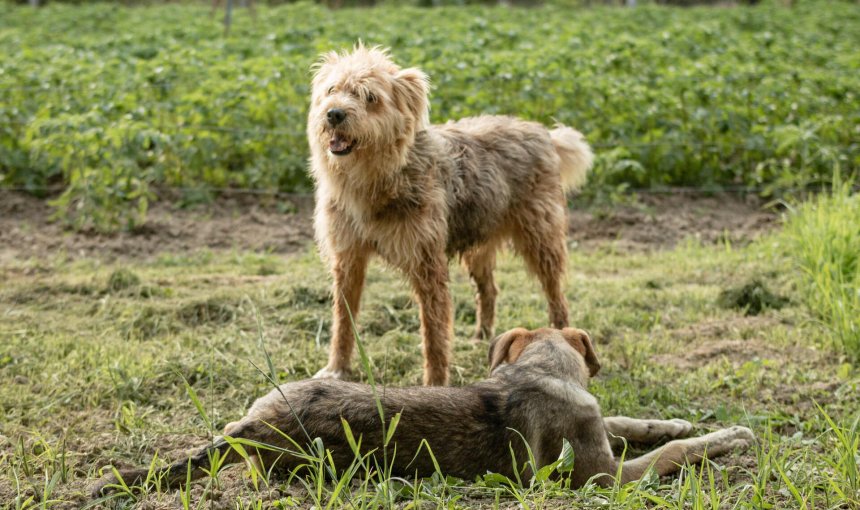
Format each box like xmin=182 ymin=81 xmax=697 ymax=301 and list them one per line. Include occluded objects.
xmin=603 ymin=416 xmax=693 ymax=451
xmin=316 ymin=246 xmax=371 ymax=380
xmin=409 ymin=249 xmax=453 ymax=386
xmin=616 ymin=426 xmax=755 ymax=483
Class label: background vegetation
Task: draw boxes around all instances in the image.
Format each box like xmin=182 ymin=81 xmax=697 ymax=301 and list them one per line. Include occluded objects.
xmin=1 ymin=0 xmax=859 ymax=230
xmin=2 ymin=0 xmax=859 ymax=507
xmin=785 ymin=179 xmax=860 ymax=363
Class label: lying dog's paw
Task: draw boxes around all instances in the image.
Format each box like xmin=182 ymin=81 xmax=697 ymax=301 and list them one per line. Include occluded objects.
xmin=91 ymin=475 xmax=117 ymax=498
xmin=313 ymin=366 xmax=347 ymax=380
xmin=668 ymin=418 xmax=693 ymax=438
xmin=696 ymin=425 xmax=756 ymax=457
xmin=721 ymin=426 xmax=756 ymax=448
xmin=90 ymin=468 xmax=146 ymax=498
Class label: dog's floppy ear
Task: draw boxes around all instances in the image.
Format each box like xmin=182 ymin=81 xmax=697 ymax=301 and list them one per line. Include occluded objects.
xmin=392 ymin=67 xmax=430 ymax=127
xmin=561 ymin=328 xmax=600 ymax=377
xmin=488 ymin=328 xmax=534 ymax=372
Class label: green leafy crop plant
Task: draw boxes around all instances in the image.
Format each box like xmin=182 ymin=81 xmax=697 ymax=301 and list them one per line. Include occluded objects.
xmin=1 ymin=1 xmax=858 ymax=230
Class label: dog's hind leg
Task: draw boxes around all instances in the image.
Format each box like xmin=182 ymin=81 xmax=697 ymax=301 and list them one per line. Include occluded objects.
xmin=464 ymin=244 xmax=498 ymax=341
xmin=91 ymin=437 xmax=241 ymax=497
xmin=603 ymin=416 xmax=693 ymax=451
xmin=91 ymin=419 xmax=293 ymax=497
xmin=511 ymin=200 xmax=570 ymax=329
xmin=316 ymin=245 xmax=371 ymax=380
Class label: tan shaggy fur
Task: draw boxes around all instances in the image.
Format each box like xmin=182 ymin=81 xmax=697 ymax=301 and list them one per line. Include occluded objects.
xmin=308 ymin=45 xmax=594 ymax=385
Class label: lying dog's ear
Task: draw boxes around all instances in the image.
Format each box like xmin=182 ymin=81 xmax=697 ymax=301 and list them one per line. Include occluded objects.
xmin=393 ymin=67 xmax=430 ymax=128
xmin=561 ymin=328 xmax=601 ymax=377
xmin=488 ymin=328 xmax=534 ymax=372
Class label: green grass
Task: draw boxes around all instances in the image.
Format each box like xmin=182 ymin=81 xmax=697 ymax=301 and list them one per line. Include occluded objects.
xmin=1 ymin=1 xmax=859 ymax=230
xmin=784 ymin=180 xmax=860 ymax=363
xmin=1 ymin=229 xmax=859 ymax=508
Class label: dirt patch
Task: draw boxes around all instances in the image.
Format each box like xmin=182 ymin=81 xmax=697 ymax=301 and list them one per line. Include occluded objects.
xmin=568 ymin=192 xmax=777 ymax=250
xmin=668 ymin=316 xmax=782 ymax=343
xmin=653 ymin=315 xmax=829 ymax=371
xmin=1 ymin=190 xmax=778 ymax=262
xmin=0 ymin=191 xmax=314 ymax=262
xmin=652 ymin=316 xmax=823 ymax=370
xmin=655 ymin=338 xmax=787 ymax=370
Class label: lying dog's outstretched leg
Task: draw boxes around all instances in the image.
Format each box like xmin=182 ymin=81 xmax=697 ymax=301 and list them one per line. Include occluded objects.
xmin=464 ymin=245 xmax=498 ymax=341
xmin=603 ymin=417 xmax=693 ymax=451
xmin=91 ymin=437 xmax=239 ymax=497
xmin=91 ymin=420 xmax=280 ymax=497
xmin=615 ymin=426 xmax=755 ymax=484
xmin=565 ymin=401 xmax=753 ymax=488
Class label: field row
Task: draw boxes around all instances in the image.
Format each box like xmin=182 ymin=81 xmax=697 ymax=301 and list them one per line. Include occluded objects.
xmin=1 ymin=1 xmax=859 ymax=229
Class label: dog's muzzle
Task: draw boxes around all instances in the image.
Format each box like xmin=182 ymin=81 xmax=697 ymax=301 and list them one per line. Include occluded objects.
xmin=325 ymin=109 xmax=354 ymax=156
xmin=327 ymin=108 xmax=346 ymax=126
xmin=328 ymin=133 xmax=354 ymax=156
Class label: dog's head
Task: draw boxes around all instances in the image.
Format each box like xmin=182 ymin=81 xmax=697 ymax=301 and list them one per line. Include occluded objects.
xmin=488 ymin=327 xmax=600 ymax=382
xmin=308 ymin=44 xmax=429 ymax=169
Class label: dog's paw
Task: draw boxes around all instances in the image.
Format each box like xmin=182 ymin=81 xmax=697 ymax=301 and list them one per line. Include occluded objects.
xmin=91 ymin=475 xmax=119 ymax=498
xmin=721 ymin=426 xmax=756 ymax=447
xmin=313 ymin=366 xmax=347 ymax=380
xmin=470 ymin=328 xmax=494 ymax=344
xmin=90 ymin=468 xmax=146 ymax=498
xmin=698 ymin=426 xmax=756 ymax=456
xmin=90 ymin=476 xmax=111 ymax=498
xmin=668 ymin=418 xmax=694 ymax=437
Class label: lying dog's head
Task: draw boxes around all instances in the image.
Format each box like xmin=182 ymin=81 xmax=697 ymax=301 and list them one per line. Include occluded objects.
xmin=488 ymin=327 xmax=600 ymax=383
xmin=308 ymin=44 xmax=429 ymax=170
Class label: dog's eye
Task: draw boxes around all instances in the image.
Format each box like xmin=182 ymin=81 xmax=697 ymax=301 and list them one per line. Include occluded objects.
xmin=366 ymin=93 xmax=377 ymax=104
xmin=327 ymin=86 xmax=335 ymax=95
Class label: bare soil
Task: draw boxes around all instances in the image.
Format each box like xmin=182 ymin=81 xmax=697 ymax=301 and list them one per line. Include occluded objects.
xmin=653 ymin=336 xmax=813 ymax=370
xmin=1 ymin=191 xmax=778 ymax=262
xmin=654 ymin=316 xmax=829 ymax=373
xmin=568 ymin=193 xmax=777 ymax=250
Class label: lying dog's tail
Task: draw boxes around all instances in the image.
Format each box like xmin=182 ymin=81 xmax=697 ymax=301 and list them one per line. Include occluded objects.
xmin=550 ymin=125 xmax=593 ymax=193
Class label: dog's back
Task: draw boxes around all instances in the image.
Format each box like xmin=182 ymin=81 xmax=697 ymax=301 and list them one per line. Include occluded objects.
xmin=427 ymin=116 xmax=559 ymax=256
xmin=237 ymin=378 xmax=525 ymax=479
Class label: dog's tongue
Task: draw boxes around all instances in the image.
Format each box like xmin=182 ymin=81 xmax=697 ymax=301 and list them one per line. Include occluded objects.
xmin=329 ymin=135 xmax=350 ymax=153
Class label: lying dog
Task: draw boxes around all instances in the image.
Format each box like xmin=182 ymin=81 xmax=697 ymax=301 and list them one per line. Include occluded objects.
xmin=93 ymin=328 xmax=754 ymax=495
xmin=308 ymin=45 xmax=594 ymax=385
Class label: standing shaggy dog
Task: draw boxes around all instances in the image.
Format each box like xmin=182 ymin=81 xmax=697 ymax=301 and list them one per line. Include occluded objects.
xmin=308 ymin=45 xmax=593 ymax=386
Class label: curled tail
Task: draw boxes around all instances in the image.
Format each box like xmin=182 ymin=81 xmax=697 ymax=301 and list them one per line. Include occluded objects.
xmin=550 ymin=125 xmax=593 ymax=193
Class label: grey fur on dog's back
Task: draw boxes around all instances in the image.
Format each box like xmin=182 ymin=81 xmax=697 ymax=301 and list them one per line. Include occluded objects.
xmin=242 ymin=379 xmax=524 ymax=479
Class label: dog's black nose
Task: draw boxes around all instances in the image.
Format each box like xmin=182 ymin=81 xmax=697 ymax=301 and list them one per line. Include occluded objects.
xmin=327 ymin=108 xmax=346 ymax=126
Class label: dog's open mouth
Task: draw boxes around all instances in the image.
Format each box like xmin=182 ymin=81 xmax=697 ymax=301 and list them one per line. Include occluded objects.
xmin=329 ymin=134 xmax=354 ymax=156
